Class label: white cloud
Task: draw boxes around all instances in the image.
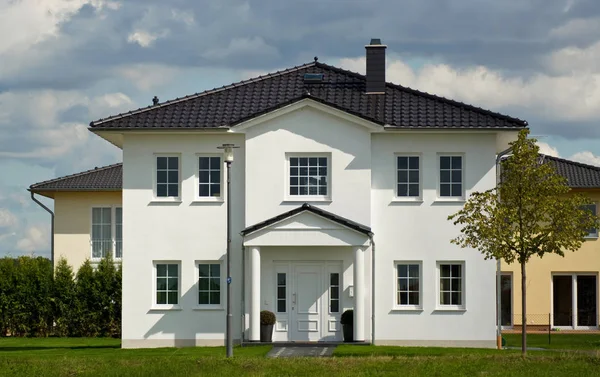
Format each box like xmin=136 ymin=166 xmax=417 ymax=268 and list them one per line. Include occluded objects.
xmin=0 ymin=209 xmax=18 ymax=228
xmin=16 ymin=224 xmax=49 ymax=254
xmin=171 ymin=9 xmax=194 ymax=26
xmin=550 ymin=18 xmax=600 ymax=40
xmin=547 ymin=40 xmax=600 ymax=74
xmin=127 ymin=30 xmax=168 ymax=47
xmin=537 ymin=142 xmax=560 ymax=157
xmin=202 ymin=37 xmax=280 ymax=61
xmin=569 ymin=151 xmax=600 ymax=166
xmin=116 ymin=64 xmax=182 ymax=91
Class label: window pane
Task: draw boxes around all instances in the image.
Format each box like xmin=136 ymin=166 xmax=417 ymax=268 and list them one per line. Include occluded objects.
xmin=440 ymin=278 xmax=451 ymax=291
xmin=277 ymin=287 xmax=286 ymax=299
xmin=199 ymin=185 xmax=209 ymax=196
xmin=210 ymin=184 xmax=220 ymax=196
xmin=299 ymin=187 xmax=308 ymax=195
xmin=199 ymin=157 xmax=209 ymax=169
xmin=318 ymin=186 xmax=327 ymax=196
xmin=157 ymin=292 xmax=167 ymax=305
xmin=277 ymin=273 xmax=286 ymax=285
xmin=168 ymin=157 xmax=178 ymax=170
xmin=210 ymin=170 xmax=220 ymax=184
xmin=210 ymin=157 xmax=220 ymax=169
xmin=397 ymin=171 xmax=408 ymax=183
xmin=331 ymin=300 xmax=339 ymax=313
xmin=199 ymin=170 xmax=209 ymax=182
xmin=309 ymin=186 xmax=318 ymax=195
xmin=210 ymin=264 xmax=220 ymax=277
xmin=451 ymin=156 xmax=462 ymax=169
xmin=290 ymin=157 xmax=298 ymax=166
xmin=157 ymin=264 xmax=167 ymax=277
xmin=168 ymin=170 xmax=178 ymax=183
xmin=157 ymin=278 xmax=167 ymax=291
xmin=290 ymin=177 xmax=298 ymax=185
xmin=168 ymin=184 xmax=178 ymax=197
xmin=167 ymin=292 xmax=178 ymax=305
xmin=210 ymin=278 xmax=220 ymax=290
xmin=408 ymin=184 xmax=419 ymax=197
xmin=318 ymin=157 xmax=327 ymax=166
xmin=199 ymin=292 xmax=209 ymax=305
xmin=399 ymin=292 xmax=408 ymax=305
xmin=199 ymin=278 xmax=209 ymax=290
xmin=408 ymin=157 xmax=419 ymax=169
xmin=451 ymin=265 xmax=461 ymax=277
xmin=331 ymin=287 xmax=339 ymax=299
xmin=309 ymin=157 xmax=317 ymax=166
xmin=408 ymin=171 xmax=419 ymax=183
xmin=157 ymin=157 xmax=167 ymax=169
xmin=92 ymin=208 xmax=102 ymax=223
xmin=409 ymin=264 xmax=419 ymax=278
xmin=451 ymin=184 xmax=462 ymax=197
xmin=452 ymin=292 xmax=462 ymax=305
xmin=440 ymin=170 xmax=450 ymax=183
xmin=318 ymin=167 xmax=327 ymax=175
xmin=398 ymin=264 xmax=408 ymax=278
xmin=330 ymin=273 xmax=339 ymax=286
xmin=103 ymin=224 xmax=112 ymax=240
xmin=210 ymin=292 xmax=220 ymax=305
xmin=441 ymin=292 xmax=450 ymax=305
xmin=397 ymin=157 xmax=408 ymax=169
xmin=397 ymin=184 xmax=408 ymax=197
xmin=168 ymin=264 xmax=178 ymax=276
xmin=157 ymin=171 xmax=167 ymax=184
xmin=440 ymin=265 xmax=450 ymax=277
xmin=199 ymin=264 xmax=209 ymax=277
xmin=290 ymin=167 xmax=298 ymax=175
xmin=451 ymin=278 xmax=461 ymax=291
xmin=452 ymin=170 xmax=462 ymax=183
xmin=116 ymin=207 xmax=122 ymax=223
xmin=409 ymin=292 xmax=419 ymax=306
xmin=309 ymin=167 xmax=318 ymax=175
xmin=299 ymin=157 xmax=308 ymax=166
xmin=277 ymin=300 xmax=286 ymax=313
xmin=168 ymin=277 xmax=178 ymax=291
xmin=398 ymin=279 xmax=408 ymax=291
xmin=440 ymin=184 xmax=450 ymax=197
xmin=440 ymin=156 xmax=450 ymax=169
xmin=300 ymin=167 xmax=308 ymax=176
xmin=157 ymin=184 xmax=167 ymax=197
xmin=290 ymin=187 xmax=298 ymax=195
xmin=409 ymin=278 xmax=419 ymax=291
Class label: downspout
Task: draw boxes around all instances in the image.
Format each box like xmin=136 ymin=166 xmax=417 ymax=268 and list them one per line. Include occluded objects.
xmin=241 ymin=242 xmax=245 ymax=344
xmin=496 ymin=147 xmax=512 ymax=349
xmin=29 ymin=191 xmax=54 ymax=266
xmin=369 ymin=233 xmax=375 ymax=345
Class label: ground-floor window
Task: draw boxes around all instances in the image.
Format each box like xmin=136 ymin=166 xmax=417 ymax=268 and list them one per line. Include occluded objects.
xmin=395 ymin=262 xmax=421 ymax=309
xmin=553 ymin=274 xmax=597 ymax=328
xmin=438 ymin=262 xmax=464 ymax=308
xmin=155 ymin=263 xmax=179 ymax=306
xmin=198 ymin=263 xmax=221 ymax=306
xmin=499 ymin=274 xmax=512 ymax=327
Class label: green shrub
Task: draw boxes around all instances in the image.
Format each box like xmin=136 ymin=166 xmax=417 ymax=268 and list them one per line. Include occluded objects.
xmin=53 ymin=258 xmax=76 ymax=337
xmin=340 ymin=309 xmax=353 ymax=325
xmin=260 ymin=310 xmax=276 ymax=325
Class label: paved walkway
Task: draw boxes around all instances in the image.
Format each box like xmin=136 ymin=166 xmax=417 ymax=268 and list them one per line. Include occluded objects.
xmin=267 ymin=345 xmax=336 ymax=358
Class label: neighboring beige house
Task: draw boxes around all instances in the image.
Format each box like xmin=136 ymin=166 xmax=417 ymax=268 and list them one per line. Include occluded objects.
xmin=29 ymin=164 xmax=122 ymax=270
xmin=501 ymin=155 xmax=600 ymax=331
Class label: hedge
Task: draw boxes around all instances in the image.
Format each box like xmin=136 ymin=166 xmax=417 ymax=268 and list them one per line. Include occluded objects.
xmin=0 ymin=256 xmax=121 ymax=337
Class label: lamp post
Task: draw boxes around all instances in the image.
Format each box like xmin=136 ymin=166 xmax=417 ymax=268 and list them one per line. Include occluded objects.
xmin=218 ymin=143 xmax=239 ymax=358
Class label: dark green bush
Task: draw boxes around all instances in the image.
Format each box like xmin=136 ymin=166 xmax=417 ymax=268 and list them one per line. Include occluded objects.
xmin=260 ymin=310 xmax=276 ymax=325
xmin=340 ymin=309 xmax=353 ymax=325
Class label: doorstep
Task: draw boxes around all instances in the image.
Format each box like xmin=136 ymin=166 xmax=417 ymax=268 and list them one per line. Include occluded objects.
xmin=242 ymin=341 xmax=371 ymax=347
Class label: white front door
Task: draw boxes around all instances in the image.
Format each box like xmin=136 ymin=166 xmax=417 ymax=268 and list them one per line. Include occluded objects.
xmin=275 ymin=261 xmax=342 ymax=342
xmin=291 ymin=264 xmax=322 ymax=341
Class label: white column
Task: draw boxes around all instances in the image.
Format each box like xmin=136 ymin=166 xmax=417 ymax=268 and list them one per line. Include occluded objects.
xmin=250 ymin=246 xmax=261 ymax=341
xmin=353 ymin=246 xmax=365 ymax=342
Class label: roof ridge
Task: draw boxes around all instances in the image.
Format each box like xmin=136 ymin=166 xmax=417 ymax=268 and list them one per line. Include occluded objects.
xmin=542 ymin=154 xmax=600 ymax=171
xmin=317 ymin=61 xmax=526 ymax=126
xmin=29 ymin=162 xmax=122 ymax=189
xmin=90 ymin=62 xmax=318 ymax=127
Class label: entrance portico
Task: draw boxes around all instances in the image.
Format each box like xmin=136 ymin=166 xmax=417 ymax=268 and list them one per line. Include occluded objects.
xmin=241 ymin=203 xmax=372 ymax=343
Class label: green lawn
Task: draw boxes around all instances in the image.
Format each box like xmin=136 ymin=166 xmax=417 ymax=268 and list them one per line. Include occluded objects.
xmin=503 ymin=333 xmax=600 ymax=350
xmin=0 ymin=338 xmax=599 ymax=376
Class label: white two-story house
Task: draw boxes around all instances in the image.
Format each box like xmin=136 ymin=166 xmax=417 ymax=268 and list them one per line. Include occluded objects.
xmin=30 ymin=39 xmax=526 ymax=348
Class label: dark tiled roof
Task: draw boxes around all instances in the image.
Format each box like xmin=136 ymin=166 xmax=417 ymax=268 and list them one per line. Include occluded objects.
xmin=29 ymin=163 xmax=122 ymax=191
xmin=241 ymin=203 xmax=373 ymax=237
xmin=542 ymin=155 xmax=600 ymax=188
xmin=90 ymin=62 xmax=527 ymax=130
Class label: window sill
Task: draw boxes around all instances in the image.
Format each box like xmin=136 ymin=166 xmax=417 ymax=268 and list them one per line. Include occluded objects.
xmin=191 ymin=197 xmax=224 ymax=204
xmin=391 ymin=198 xmax=424 ymax=203
xmin=433 ymin=307 xmax=466 ymax=313
xmin=433 ymin=198 xmax=465 ymax=204
xmin=150 ymin=198 xmax=182 ymax=204
xmin=584 ymin=235 xmax=598 ymax=240
xmin=283 ymin=197 xmax=332 ymax=203
xmin=149 ymin=305 xmax=182 ymax=311
xmin=391 ymin=307 xmax=424 ymax=312
xmin=192 ymin=305 xmax=224 ymax=311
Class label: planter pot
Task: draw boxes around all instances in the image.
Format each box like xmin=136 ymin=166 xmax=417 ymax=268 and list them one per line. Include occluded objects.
xmin=342 ymin=323 xmax=353 ymax=342
xmin=260 ymin=324 xmax=274 ymax=342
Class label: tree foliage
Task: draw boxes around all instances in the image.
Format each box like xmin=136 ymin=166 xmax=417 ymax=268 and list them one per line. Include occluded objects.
xmin=448 ymin=129 xmax=598 ymax=355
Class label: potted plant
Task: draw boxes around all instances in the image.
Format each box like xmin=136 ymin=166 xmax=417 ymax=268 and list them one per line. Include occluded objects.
xmin=260 ymin=310 xmax=276 ymax=342
xmin=340 ymin=309 xmax=353 ymax=342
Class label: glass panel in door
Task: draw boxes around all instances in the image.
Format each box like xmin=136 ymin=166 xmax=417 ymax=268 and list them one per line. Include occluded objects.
xmin=500 ymin=275 xmax=512 ymax=326
xmin=553 ymin=276 xmax=573 ymax=326
xmin=577 ymin=275 xmax=597 ymax=327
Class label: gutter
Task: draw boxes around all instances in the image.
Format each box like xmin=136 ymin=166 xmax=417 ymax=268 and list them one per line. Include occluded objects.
xmin=495 ymin=147 xmax=512 ymax=349
xmin=29 ymin=191 xmax=55 ymax=266
xmin=241 ymin=242 xmax=246 ymax=343
xmin=369 ymin=234 xmax=376 ymax=345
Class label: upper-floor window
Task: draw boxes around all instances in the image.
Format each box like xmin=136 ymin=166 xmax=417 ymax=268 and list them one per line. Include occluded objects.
xmin=198 ymin=156 xmax=222 ymax=198
xmin=581 ymin=203 xmax=598 ymax=238
xmin=439 ymin=155 xmax=463 ymax=198
xmin=91 ymin=206 xmax=122 ymax=260
xmin=156 ymin=155 xmax=179 ymax=198
xmin=289 ymin=156 xmax=328 ymax=197
xmin=396 ymin=155 xmax=420 ymax=198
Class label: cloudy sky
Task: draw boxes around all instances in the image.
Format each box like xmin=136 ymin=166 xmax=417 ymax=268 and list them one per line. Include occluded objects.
xmin=1 ymin=0 xmax=599 ymax=258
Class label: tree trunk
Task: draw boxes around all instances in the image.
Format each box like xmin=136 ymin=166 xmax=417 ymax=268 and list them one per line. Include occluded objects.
xmin=521 ymin=261 xmax=527 ymax=356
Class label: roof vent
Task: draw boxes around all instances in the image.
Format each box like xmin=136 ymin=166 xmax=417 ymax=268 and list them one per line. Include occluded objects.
xmin=152 ymin=96 xmax=159 ymax=105
xmin=303 ymin=73 xmax=324 ymax=83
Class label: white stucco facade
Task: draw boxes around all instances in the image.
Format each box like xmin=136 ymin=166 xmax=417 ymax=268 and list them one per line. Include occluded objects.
xmin=115 ymin=99 xmax=514 ymax=348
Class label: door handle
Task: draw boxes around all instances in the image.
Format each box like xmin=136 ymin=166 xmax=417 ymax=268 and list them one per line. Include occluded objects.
xmin=292 ymin=293 xmax=296 ymax=305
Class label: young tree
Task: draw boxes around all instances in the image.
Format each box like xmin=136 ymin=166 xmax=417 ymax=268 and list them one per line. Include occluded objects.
xmin=53 ymin=258 xmax=76 ymax=336
xmin=448 ymin=129 xmax=597 ymax=356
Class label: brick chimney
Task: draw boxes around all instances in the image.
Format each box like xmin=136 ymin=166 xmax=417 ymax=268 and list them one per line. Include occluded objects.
xmin=365 ymin=38 xmax=387 ymax=94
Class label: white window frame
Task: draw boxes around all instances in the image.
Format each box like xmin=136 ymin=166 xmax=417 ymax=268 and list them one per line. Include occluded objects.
xmin=436 ymin=153 xmax=465 ymax=201
xmin=194 ymin=260 xmax=224 ymax=310
xmin=151 ymin=260 xmax=181 ymax=311
xmin=551 ymin=273 xmax=598 ymax=330
xmin=394 ymin=153 xmax=422 ymax=202
xmin=582 ymin=203 xmax=598 ymax=239
xmin=328 ymin=271 xmax=341 ymax=314
xmin=436 ymin=261 xmax=466 ymax=311
xmin=194 ymin=154 xmax=224 ymax=202
xmin=90 ymin=205 xmax=122 ymax=262
xmin=153 ymin=153 xmax=181 ymax=202
xmin=393 ymin=261 xmax=423 ymax=311
xmin=284 ymin=153 xmax=332 ymax=202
